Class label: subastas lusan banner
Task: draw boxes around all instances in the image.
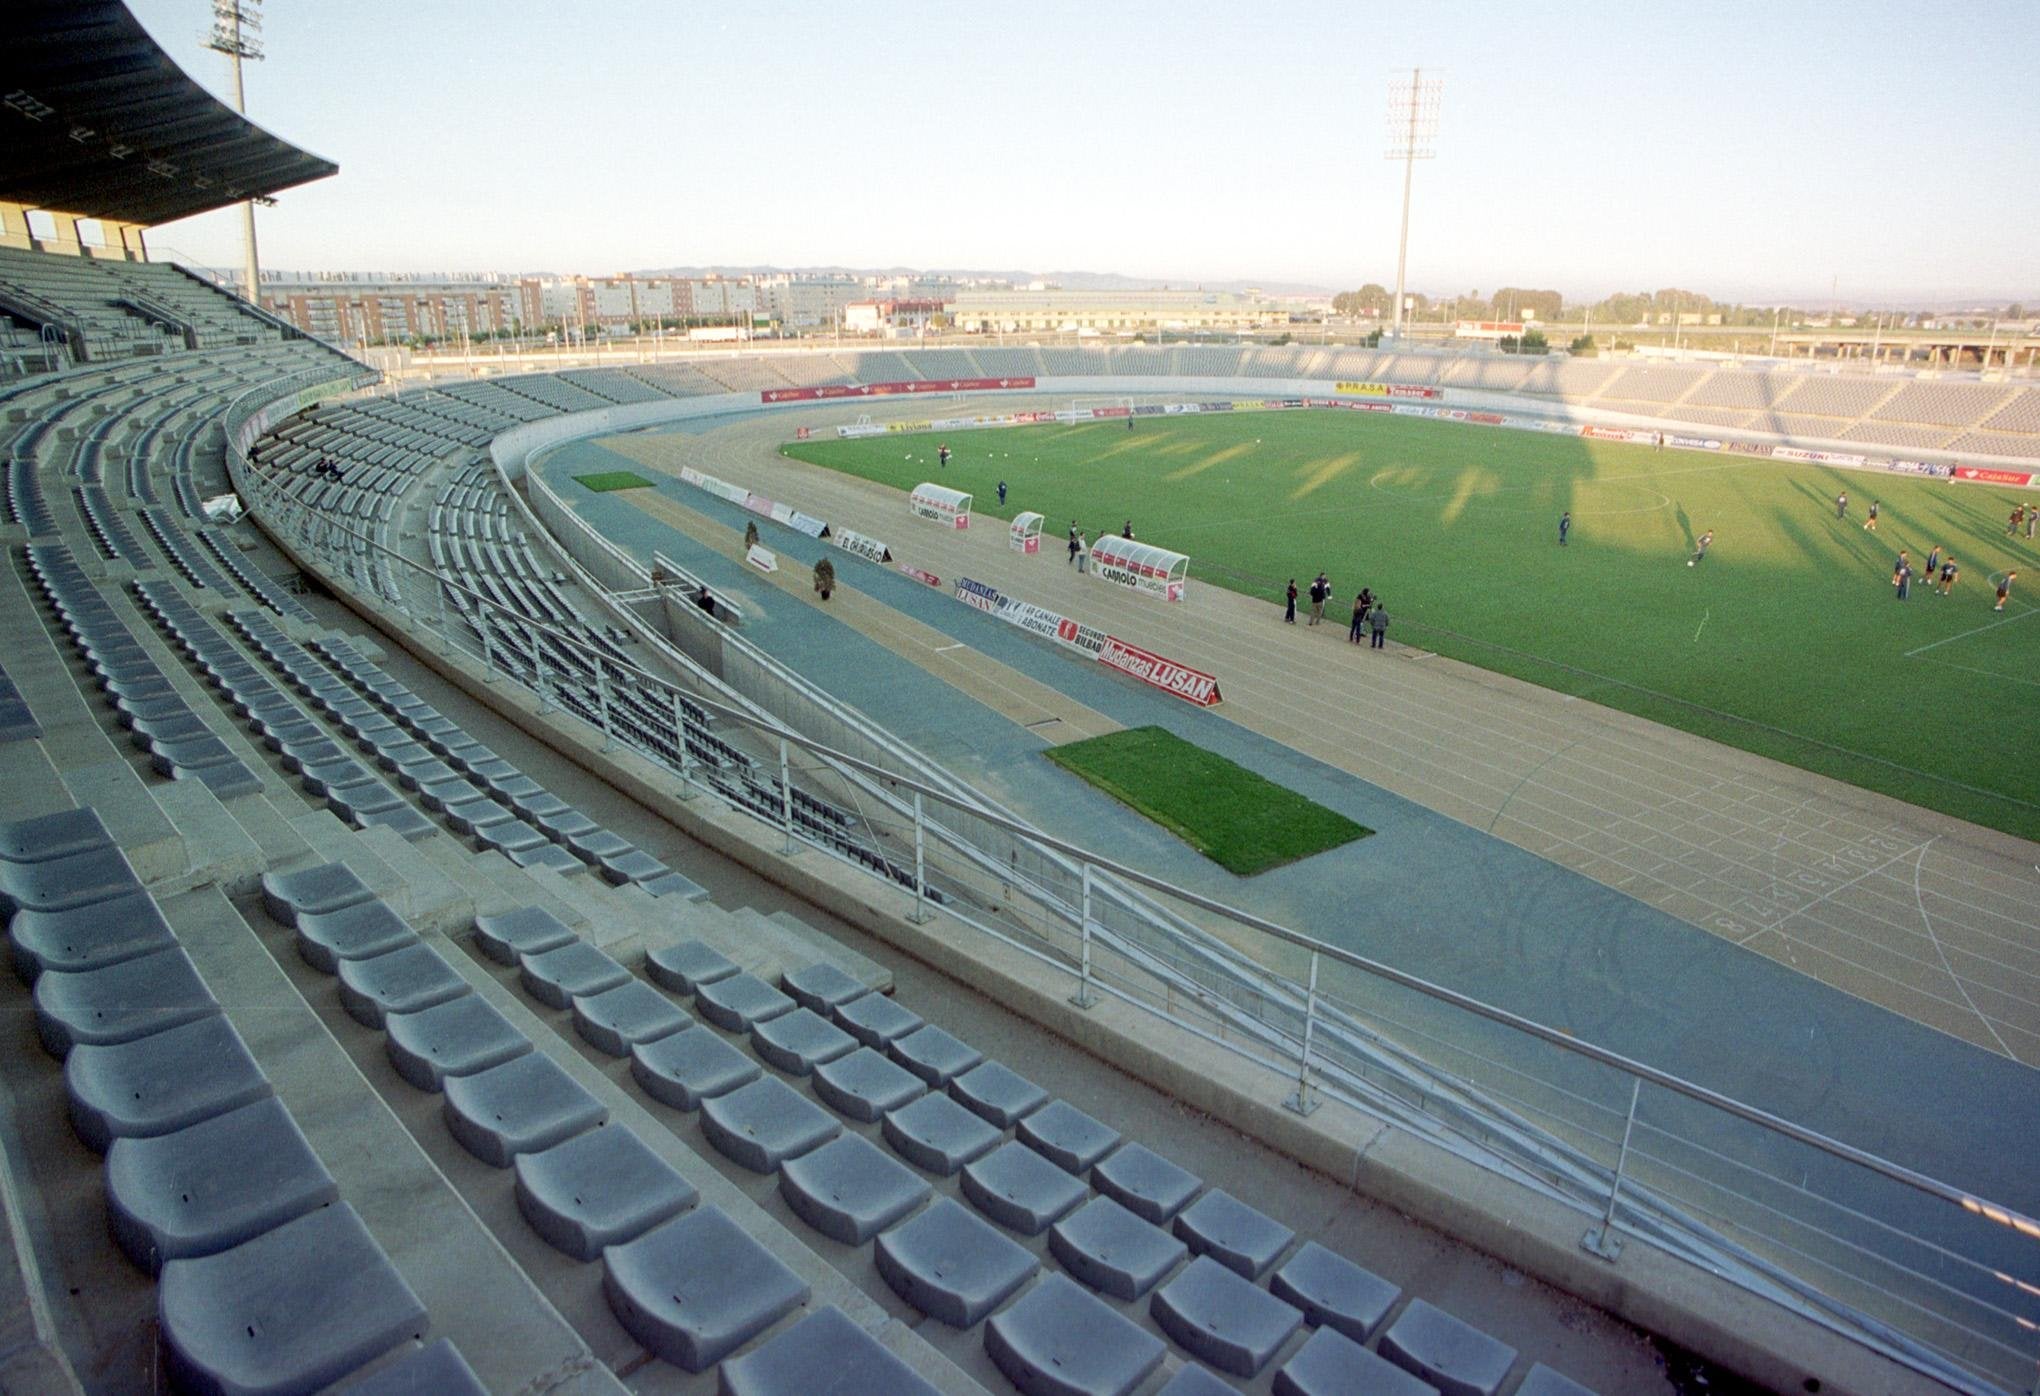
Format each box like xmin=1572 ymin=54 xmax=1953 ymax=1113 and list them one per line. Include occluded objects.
xmin=1096 ymin=636 xmax=1223 ymax=707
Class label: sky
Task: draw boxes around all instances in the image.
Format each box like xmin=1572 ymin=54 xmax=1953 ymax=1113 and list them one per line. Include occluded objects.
xmin=125 ymin=0 xmax=2040 ymax=303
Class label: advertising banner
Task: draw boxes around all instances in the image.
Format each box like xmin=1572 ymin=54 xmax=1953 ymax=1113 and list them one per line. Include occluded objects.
xmin=898 ymin=564 xmax=941 ymax=587
xmin=745 ymin=544 xmax=778 ymax=573
xmin=1096 ymin=636 xmax=1222 ymax=706
xmin=1886 ymin=460 xmax=1954 ymax=479
xmin=1773 ymin=446 xmax=1868 ymax=467
xmin=786 ymin=510 xmax=830 ymax=539
xmin=762 ymin=377 xmax=1036 ymax=404
xmin=833 ymin=528 xmax=892 ymax=563
xmin=1054 ymin=616 xmax=1107 ymax=656
xmin=1667 ymin=434 xmax=1724 ymax=451
xmin=742 ymin=492 xmax=776 ymax=518
xmin=1335 ymin=381 xmax=1441 ymax=400
xmin=1005 ymin=601 xmax=1066 ymax=641
xmin=954 ymin=577 xmax=1008 ymax=614
xmin=1954 ymin=466 xmax=2035 ymax=486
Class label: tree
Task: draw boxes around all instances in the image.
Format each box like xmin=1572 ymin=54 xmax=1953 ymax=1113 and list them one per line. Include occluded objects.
xmin=1520 ymin=328 xmax=1548 ymax=354
xmin=1491 ymin=287 xmax=1564 ymax=321
xmin=1332 ymin=284 xmax=1392 ymax=317
xmin=1569 ymin=334 xmax=1597 ymax=357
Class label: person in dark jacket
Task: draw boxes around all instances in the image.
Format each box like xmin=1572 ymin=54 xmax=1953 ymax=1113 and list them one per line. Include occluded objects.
xmin=1369 ymin=604 xmax=1390 ymax=648
xmin=1349 ymin=591 xmax=1368 ymax=643
xmin=1283 ymin=579 xmax=1298 ymax=624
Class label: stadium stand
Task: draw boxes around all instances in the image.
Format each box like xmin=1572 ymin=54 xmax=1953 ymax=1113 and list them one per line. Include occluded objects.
xmin=1868 ymin=380 xmax=2017 ymax=428
xmin=1595 ymin=364 xmax=1709 ymax=405
xmin=1770 ymin=374 xmax=1901 ymax=419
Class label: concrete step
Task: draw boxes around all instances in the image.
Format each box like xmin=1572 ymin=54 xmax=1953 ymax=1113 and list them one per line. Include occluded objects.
xmin=164 ymin=883 xmax=627 ymax=1396
xmin=764 ymin=909 xmax=893 ymax=996
xmin=354 ymin=823 xmax=472 ymax=936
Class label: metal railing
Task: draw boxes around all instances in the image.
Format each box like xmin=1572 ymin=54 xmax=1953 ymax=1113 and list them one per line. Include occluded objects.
xmin=218 ymin=371 xmax=2040 ymax=1396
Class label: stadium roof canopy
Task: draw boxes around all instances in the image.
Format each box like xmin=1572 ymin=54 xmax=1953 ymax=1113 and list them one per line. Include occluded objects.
xmin=0 ymin=0 xmax=337 ymax=226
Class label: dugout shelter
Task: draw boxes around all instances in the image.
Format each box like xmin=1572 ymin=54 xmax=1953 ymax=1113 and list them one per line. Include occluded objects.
xmin=1009 ymin=511 xmax=1043 ymax=554
xmin=1089 ymin=536 xmax=1189 ymax=601
xmin=909 ymin=482 xmax=971 ymax=529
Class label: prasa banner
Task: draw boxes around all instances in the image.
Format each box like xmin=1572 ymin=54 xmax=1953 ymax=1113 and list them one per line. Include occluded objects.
xmin=1335 ymin=381 xmax=1441 ymax=400
xmin=1096 ymin=636 xmax=1222 ymax=707
xmin=762 ymin=377 xmax=1036 ymax=403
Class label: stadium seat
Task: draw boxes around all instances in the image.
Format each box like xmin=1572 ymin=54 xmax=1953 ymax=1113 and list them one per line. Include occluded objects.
xmin=518 ymin=939 xmax=629 ymax=1009
xmin=602 ymin=1205 xmax=808 ymax=1372
xmin=1050 ymin=1195 xmax=1187 ymax=1300
xmin=0 ymin=807 xmax=111 ymax=864
xmin=695 ymin=971 xmax=797 ymax=1031
xmin=1276 ymin=1326 xmax=1437 ymax=1396
xmin=1151 ymin=1256 xmax=1304 ymax=1377
xmin=833 ymin=989 xmax=924 ymax=1047
xmin=1269 ymin=1241 xmax=1402 ymax=1343
xmin=629 ymin=1025 xmax=760 ymax=1110
xmin=778 ymin=1133 xmax=931 ymax=1244
xmin=105 ymin=1096 xmax=338 ymax=1275
xmin=883 ymin=1091 xmax=1002 ymax=1176
xmin=66 ymin=1012 xmax=273 ymax=1153
xmin=750 ymin=1006 xmax=857 ymax=1075
xmin=1173 ymin=1188 xmax=1295 ymax=1280
xmin=644 ymin=937 xmax=739 ymax=993
xmin=874 ymin=1198 xmax=1037 ymax=1328
xmin=719 ymin=1305 xmax=942 ymax=1396
xmin=8 ymin=889 xmax=177 ymax=980
xmin=984 ymin=1272 xmax=1168 ymax=1396
xmin=700 ymin=1076 xmax=840 ymax=1173
xmin=949 ymin=1059 xmax=1050 ymax=1128
xmin=888 ymin=1024 xmax=983 ymax=1086
xmin=471 ymin=905 xmax=576 ymax=965
xmin=512 ymin=1123 xmax=697 ymax=1261
xmin=158 ymin=1203 xmax=426 ymax=1396
xmin=780 ymin=959 xmax=869 ymax=1012
xmin=33 ymin=946 xmax=218 ymax=1055
xmin=570 ymin=978 xmax=691 ymax=1056
xmin=338 ymin=1338 xmax=488 ymax=1396
xmin=336 ymin=942 xmax=470 ymax=1029
xmin=1018 ymin=1099 xmax=1122 ymax=1175
xmin=384 ymin=992 xmax=533 ymax=1091
xmin=812 ymin=1045 xmax=928 ymax=1122
xmin=1514 ymin=1364 xmax=1600 ymax=1396
xmin=1093 ymin=1143 xmax=1202 ymax=1224
xmin=261 ymin=861 xmax=375 ymax=927
xmin=442 ymin=1051 xmax=607 ymax=1167
xmin=1378 ymin=1299 xmax=1518 ymax=1396
xmin=294 ymin=898 xmax=417 ymax=973
xmin=961 ymin=1139 xmax=1088 ymax=1236
xmin=0 ymin=843 xmax=141 ymax=916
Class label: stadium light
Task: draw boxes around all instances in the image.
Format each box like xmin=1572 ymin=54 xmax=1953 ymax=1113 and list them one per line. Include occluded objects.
xmin=204 ymin=0 xmax=264 ymax=307
xmin=1385 ymin=68 xmax=1442 ymax=342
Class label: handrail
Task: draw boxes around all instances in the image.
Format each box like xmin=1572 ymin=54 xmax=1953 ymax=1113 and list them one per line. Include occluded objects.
xmin=217 ymin=365 xmax=2039 ymax=1395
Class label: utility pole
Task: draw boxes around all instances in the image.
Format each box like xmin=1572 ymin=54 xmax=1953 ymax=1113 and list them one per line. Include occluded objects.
xmin=1384 ymin=69 xmax=1441 ymax=343
xmin=205 ymin=2 xmax=264 ymax=304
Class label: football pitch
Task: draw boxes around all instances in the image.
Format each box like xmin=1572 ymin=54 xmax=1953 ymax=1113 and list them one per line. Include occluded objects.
xmin=784 ymin=411 xmax=2040 ymax=841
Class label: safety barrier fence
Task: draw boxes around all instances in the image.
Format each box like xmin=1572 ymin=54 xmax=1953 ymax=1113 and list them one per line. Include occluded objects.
xmin=218 ymin=372 xmax=2038 ymax=1396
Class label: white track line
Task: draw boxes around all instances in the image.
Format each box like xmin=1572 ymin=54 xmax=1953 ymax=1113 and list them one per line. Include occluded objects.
xmin=1913 ymin=839 xmax=2017 ymax=1058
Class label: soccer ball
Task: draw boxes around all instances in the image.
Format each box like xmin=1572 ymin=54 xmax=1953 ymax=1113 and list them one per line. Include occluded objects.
xmin=1687 ymin=560 xmax=1695 ymax=567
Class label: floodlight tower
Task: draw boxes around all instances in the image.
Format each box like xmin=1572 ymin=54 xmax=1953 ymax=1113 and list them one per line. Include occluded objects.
xmin=205 ymin=0 xmax=264 ymax=306
xmin=1385 ymin=69 xmax=1442 ymax=342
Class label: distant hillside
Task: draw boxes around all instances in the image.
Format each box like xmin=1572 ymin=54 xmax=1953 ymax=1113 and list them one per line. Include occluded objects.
xmin=631 ymin=264 xmax=1333 ymax=296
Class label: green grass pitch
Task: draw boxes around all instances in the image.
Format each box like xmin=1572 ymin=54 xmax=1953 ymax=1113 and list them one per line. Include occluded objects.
xmin=572 ymin=470 xmax=655 ymax=493
xmin=785 ymin=411 xmax=2040 ymax=840
xmin=1044 ymin=725 xmax=1372 ymax=875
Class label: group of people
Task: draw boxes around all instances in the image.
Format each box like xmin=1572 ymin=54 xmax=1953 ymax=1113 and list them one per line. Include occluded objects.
xmin=312 ymin=456 xmax=348 ymax=482
xmin=2009 ymin=503 xmax=2037 ymax=538
xmin=1064 ymin=518 xmax=1138 ymax=572
xmin=1285 ymin=572 xmax=1390 ymax=647
xmin=1857 ymin=496 xmax=2021 ymax=610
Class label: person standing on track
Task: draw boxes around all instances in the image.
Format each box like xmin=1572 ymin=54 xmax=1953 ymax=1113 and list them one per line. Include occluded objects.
xmin=1835 ymin=491 xmax=1848 ymax=520
xmin=1307 ymin=572 xmax=1329 ymax=626
xmin=1284 ymin=579 xmax=1298 ymax=624
xmin=1558 ymin=511 xmax=1571 ymax=546
xmin=1349 ymin=591 xmax=1369 ymax=643
xmin=1076 ymin=532 xmax=1089 ymax=574
xmin=1997 ymin=571 xmax=2018 ymax=612
xmin=1864 ymin=500 xmax=1879 ymax=532
xmin=1067 ymin=524 xmax=1080 ymax=566
xmin=1369 ymin=603 xmax=1391 ymax=648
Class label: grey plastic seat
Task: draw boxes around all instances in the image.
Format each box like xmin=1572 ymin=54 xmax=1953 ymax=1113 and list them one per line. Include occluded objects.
xmin=1093 ymin=1143 xmax=1202 ymax=1224
xmin=441 ymin=794 xmax=512 ymax=834
xmin=1378 ymin=1298 xmax=1518 ymax=1396
xmin=883 ymin=1091 xmax=1002 ymax=1176
xmin=888 ymin=1024 xmax=983 ymax=1086
xmin=1152 ymin=1256 xmax=1305 ymax=1378
xmin=519 ymin=940 xmax=629 ymax=1009
xmin=950 ymin=1060 xmax=1049 ymax=1128
xmin=751 ymin=1007 xmax=856 ymax=1075
xmin=507 ymin=841 xmax=588 ymax=876
xmin=985 ymin=1272 xmax=1167 ymax=1396
xmin=1173 ymin=1188 xmax=1295 ymax=1280
xmin=159 ymin=1202 xmax=425 ymax=1396
xmin=720 ymin=1304 xmax=942 ymax=1396
xmin=639 ymin=868 xmax=709 ymax=900
xmin=779 ymin=1133 xmax=931 ymax=1244
xmin=301 ymin=758 xmax=377 ymax=798
xmin=513 ymin=1123 xmax=698 ymax=1261
xmin=66 ymin=1012 xmax=272 ymax=1153
xmin=1277 ymin=1327 xmax=1438 ymax=1396
xmin=1155 ymin=1365 xmax=1236 ymax=1395
xmin=471 ymin=905 xmax=576 ymax=965
xmin=474 ymin=818 xmax=553 ymax=858
xmin=780 ymin=960 xmax=868 ymax=1013
xmin=0 ymin=806 xmax=111 ymax=863
xmin=700 ymin=1076 xmax=840 ymax=1173
xmin=352 ymin=803 xmax=438 ymax=842
xmin=106 ymin=1096 xmax=338 ymax=1275
xmin=337 ymin=943 xmax=469 ymax=1029
xmin=961 ymin=1139 xmax=1088 ymax=1236
xmin=443 ymin=1051 xmax=607 ymax=1167
xmin=384 ymin=994 xmax=533 ymax=1092
xmin=1050 ymin=1195 xmax=1187 ymax=1300
xmin=834 ymin=990 xmax=923 ymax=1047
xmin=593 ymin=846 xmax=673 ymax=887
xmin=812 ymin=1046 xmax=926 ymax=1123
xmin=334 ymin=1338 xmax=487 ymax=1395
xmin=602 ymin=1204 xmax=809 ymax=1372
xmin=261 ymin=862 xmax=375 ymax=927
xmin=328 ymin=780 xmax=406 ymax=823
xmin=33 ymin=946 xmax=217 ymax=1055
xmin=644 ymin=938 xmax=739 ymax=993
xmin=874 ymin=1197 xmax=1037 ymax=1328
xmin=1018 ymin=1100 xmax=1122 ymax=1175
xmin=572 ymin=979 xmax=692 ymax=1057
xmin=1513 ymin=1363 xmax=1599 ymax=1396
xmin=630 ymin=1025 xmax=760 ymax=1110
xmin=694 ymin=971 xmax=796 ymax=1031
xmin=8 ymin=889 xmax=176 ymax=980
xmin=295 ymin=899 xmax=417 ymax=974
xmin=0 ymin=843 xmax=140 ymax=916
xmin=1268 ymin=1242 xmax=1402 ymax=1344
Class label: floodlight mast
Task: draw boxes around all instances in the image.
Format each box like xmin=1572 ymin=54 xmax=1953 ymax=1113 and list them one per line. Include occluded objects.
xmin=204 ymin=1 xmax=264 ymax=307
xmin=1385 ymin=69 xmax=1441 ymax=342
